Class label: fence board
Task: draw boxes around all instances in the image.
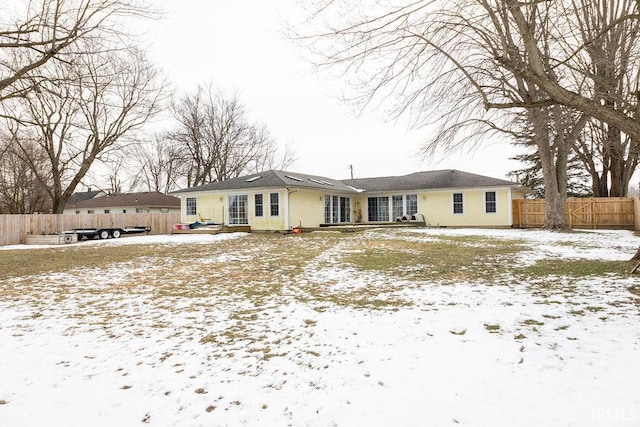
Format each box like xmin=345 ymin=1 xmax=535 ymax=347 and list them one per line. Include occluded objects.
xmin=513 ymin=197 xmax=635 ymax=229
xmin=0 ymin=212 xmax=182 ymax=246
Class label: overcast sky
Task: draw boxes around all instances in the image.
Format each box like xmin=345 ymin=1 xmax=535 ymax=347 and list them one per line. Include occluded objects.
xmin=146 ymin=0 xmax=525 ymax=181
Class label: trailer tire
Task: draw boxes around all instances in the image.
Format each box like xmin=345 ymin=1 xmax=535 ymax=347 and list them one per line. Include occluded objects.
xmin=112 ymin=229 xmax=121 ymax=238
xmin=99 ymin=230 xmax=110 ymax=239
xmin=64 ymin=235 xmax=73 ymax=244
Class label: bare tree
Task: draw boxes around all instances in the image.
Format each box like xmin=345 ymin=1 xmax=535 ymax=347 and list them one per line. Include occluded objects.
xmin=299 ymin=0 xmax=640 ymax=229
xmin=169 ymin=84 xmax=295 ymax=187
xmin=570 ymin=0 xmax=640 ymax=197
xmin=130 ymin=135 xmax=188 ymax=193
xmin=0 ymin=0 xmax=154 ymax=102
xmin=1 ymin=44 xmax=165 ymax=212
xmin=0 ymin=130 xmax=51 ymax=213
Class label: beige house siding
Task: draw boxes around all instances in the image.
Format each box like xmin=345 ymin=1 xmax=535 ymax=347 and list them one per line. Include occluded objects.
xmin=183 ymin=193 xmax=226 ymax=224
xmin=418 ymin=188 xmax=512 ymax=227
xmin=179 ymin=184 xmax=523 ymax=230
xmin=289 ymin=190 xmax=326 ymax=228
xmin=182 ymin=189 xmax=288 ymax=230
xmin=251 ymin=190 xmax=286 ymax=230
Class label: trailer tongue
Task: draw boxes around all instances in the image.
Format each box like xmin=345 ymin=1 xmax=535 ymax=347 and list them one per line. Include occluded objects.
xmin=64 ymin=226 xmax=151 ymax=240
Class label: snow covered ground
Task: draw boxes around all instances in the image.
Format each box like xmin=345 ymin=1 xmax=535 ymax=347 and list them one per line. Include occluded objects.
xmin=0 ymin=228 xmax=639 ymax=426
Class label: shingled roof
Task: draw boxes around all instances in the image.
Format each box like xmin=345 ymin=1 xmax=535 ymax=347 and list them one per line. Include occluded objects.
xmin=175 ymin=169 xmax=517 ymax=194
xmin=67 ymin=192 xmax=180 ymax=209
xmin=66 ymin=189 xmax=102 ymax=205
xmin=175 ymin=170 xmax=360 ymax=194
xmin=342 ymin=170 xmax=517 ymax=192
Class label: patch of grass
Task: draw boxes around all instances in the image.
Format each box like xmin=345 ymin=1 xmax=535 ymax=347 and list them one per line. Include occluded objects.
xmin=514 ymin=259 xmax=628 ymax=278
xmin=484 ymin=324 xmax=501 ymax=333
xmin=629 ymin=286 xmax=640 ymax=297
xmin=522 ymin=319 xmax=544 ymax=326
xmin=342 ymin=237 xmax=525 ymax=282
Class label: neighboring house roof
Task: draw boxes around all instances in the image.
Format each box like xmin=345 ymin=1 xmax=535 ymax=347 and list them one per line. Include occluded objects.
xmin=66 ymin=192 xmax=181 ymax=209
xmin=175 ymin=169 xmax=519 ymax=195
xmin=343 ymin=170 xmax=518 ymax=192
xmin=66 ymin=190 xmax=102 ymax=205
xmin=175 ymin=170 xmax=360 ymax=194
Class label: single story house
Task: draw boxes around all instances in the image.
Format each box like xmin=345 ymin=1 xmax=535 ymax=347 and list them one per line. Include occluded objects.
xmin=64 ymin=191 xmax=181 ymax=215
xmin=172 ymin=169 xmax=529 ymax=230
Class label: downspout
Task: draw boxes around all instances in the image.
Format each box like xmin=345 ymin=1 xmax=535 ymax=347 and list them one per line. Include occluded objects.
xmin=507 ymin=187 xmax=513 ymax=226
xmin=285 ymin=188 xmax=290 ymax=231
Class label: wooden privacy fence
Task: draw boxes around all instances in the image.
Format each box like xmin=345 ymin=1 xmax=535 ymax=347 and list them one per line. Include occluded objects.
xmin=512 ymin=197 xmax=634 ymax=229
xmin=0 ymin=212 xmax=182 ymax=246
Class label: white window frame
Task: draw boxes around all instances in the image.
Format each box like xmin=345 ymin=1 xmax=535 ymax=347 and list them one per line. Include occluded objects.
xmin=228 ymin=194 xmax=249 ymax=225
xmin=406 ymin=194 xmax=418 ymax=215
xmin=324 ymin=195 xmax=351 ymax=223
xmin=269 ymin=192 xmax=279 ymax=217
xmin=452 ymin=192 xmax=464 ymax=214
xmin=186 ymin=197 xmax=197 ymax=216
xmin=254 ymin=193 xmax=264 ymax=217
xmin=368 ymin=196 xmax=390 ymax=222
xmin=485 ymin=191 xmax=497 ymax=214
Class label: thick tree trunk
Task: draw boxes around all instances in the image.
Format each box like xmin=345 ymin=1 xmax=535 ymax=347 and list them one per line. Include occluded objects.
xmin=531 ymin=108 xmax=568 ymax=230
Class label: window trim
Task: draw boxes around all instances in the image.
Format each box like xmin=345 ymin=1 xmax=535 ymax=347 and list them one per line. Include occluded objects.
xmin=228 ymin=194 xmax=249 ymax=225
xmin=368 ymin=196 xmax=390 ymax=222
xmin=406 ymin=194 xmax=418 ymax=215
xmin=254 ymin=193 xmax=264 ymax=217
xmin=186 ymin=197 xmax=197 ymax=216
xmin=485 ymin=191 xmax=497 ymax=214
xmin=269 ymin=192 xmax=279 ymax=217
xmin=452 ymin=192 xmax=464 ymax=214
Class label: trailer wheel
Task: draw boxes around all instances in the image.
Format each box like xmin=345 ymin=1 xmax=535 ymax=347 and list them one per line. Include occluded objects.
xmin=99 ymin=230 xmax=110 ymax=239
xmin=112 ymin=229 xmax=121 ymax=238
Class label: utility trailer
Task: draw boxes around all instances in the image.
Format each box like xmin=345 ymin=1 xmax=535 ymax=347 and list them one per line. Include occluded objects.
xmin=64 ymin=226 xmax=151 ymax=240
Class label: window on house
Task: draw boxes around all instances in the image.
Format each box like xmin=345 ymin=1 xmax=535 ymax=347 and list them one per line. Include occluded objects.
xmin=368 ymin=197 xmax=389 ymax=222
xmin=270 ymin=192 xmax=279 ymax=216
xmin=88 ymin=210 xmax=95 ymax=214
xmin=104 ymin=209 xmax=110 ymax=214
xmin=160 ymin=208 xmax=169 ymax=213
xmin=392 ymin=195 xmax=403 ymax=220
xmin=186 ymin=197 xmax=197 ymax=216
xmin=75 ymin=210 xmax=80 ymax=214
xmin=324 ymin=195 xmax=351 ymax=223
xmin=340 ymin=197 xmax=351 ymax=223
xmin=123 ymin=209 xmax=127 ymax=213
xmin=324 ymin=195 xmax=331 ymax=223
xmin=229 ymin=195 xmax=248 ymax=224
xmin=453 ymin=193 xmax=464 ymax=214
xmin=406 ymin=194 xmax=418 ymax=215
xmin=255 ymin=194 xmax=264 ymax=217
xmin=485 ymin=191 xmax=497 ymax=213
xmin=136 ymin=208 xmax=144 ymax=213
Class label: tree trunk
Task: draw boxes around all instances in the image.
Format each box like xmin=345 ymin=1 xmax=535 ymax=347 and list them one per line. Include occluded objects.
xmin=532 ymin=108 xmax=568 ymax=230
